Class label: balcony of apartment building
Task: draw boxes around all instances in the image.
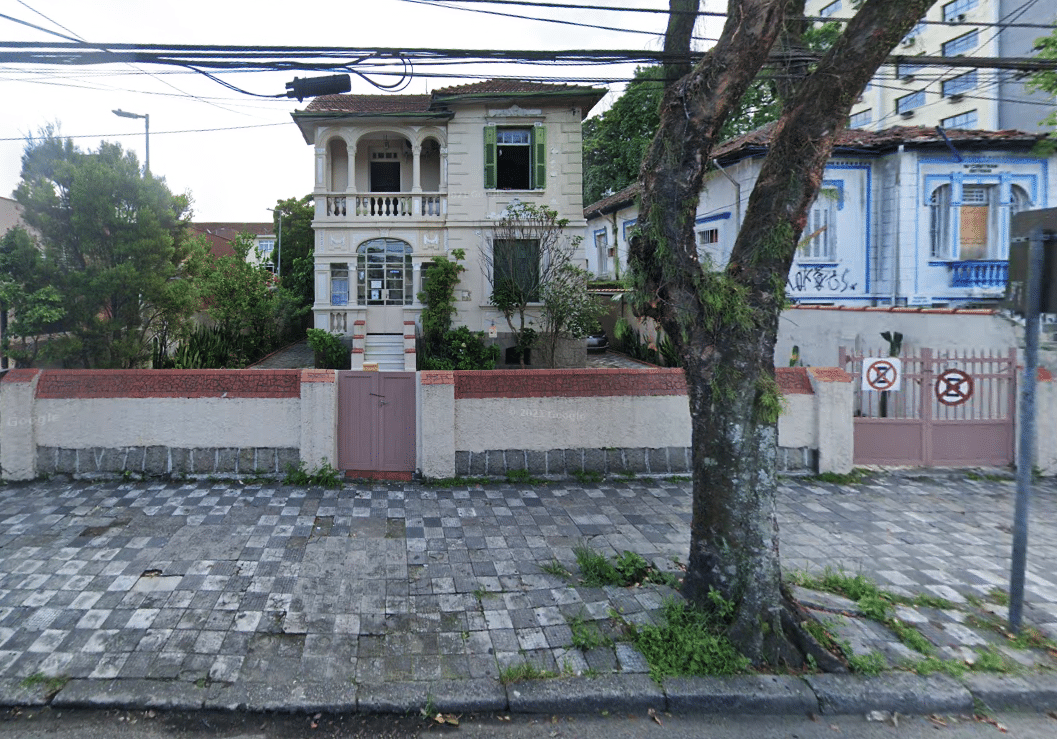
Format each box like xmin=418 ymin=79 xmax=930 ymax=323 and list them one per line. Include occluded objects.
xmin=316 ymin=130 xmax=446 ymax=223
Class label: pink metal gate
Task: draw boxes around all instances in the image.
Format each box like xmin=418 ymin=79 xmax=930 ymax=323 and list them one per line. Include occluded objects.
xmin=839 ymin=347 xmax=1016 ymax=467
xmin=337 ymin=371 xmax=416 ymax=480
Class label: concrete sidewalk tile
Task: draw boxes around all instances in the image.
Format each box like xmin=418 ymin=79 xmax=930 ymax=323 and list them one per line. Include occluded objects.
xmin=663 ymin=674 xmax=818 ymax=714
xmin=51 ymin=678 xmax=206 ymax=710
xmin=506 ymin=674 xmax=664 ymax=714
xmin=964 ymin=672 xmax=1057 ymax=711
xmin=804 ymin=673 xmax=973 ymax=715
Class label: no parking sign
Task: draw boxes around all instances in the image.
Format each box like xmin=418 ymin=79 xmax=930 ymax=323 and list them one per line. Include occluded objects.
xmin=862 ymin=357 xmax=902 ymax=392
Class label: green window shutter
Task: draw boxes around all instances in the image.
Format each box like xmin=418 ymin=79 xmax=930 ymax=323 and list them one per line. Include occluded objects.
xmin=483 ymin=126 xmax=497 ymax=190
xmin=532 ymin=125 xmax=546 ymax=190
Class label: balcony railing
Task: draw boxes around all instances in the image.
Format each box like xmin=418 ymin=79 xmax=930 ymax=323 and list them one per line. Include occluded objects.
xmin=322 ymin=193 xmax=446 ymax=220
xmin=949 ymin=260 xmax=1008 ymax=289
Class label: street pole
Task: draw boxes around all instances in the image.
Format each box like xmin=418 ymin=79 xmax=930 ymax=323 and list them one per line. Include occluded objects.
xmin=112 ymin=109 xmax=150 ymax=176
xmin=1009 ymin=226 xmax=1043 ymax=633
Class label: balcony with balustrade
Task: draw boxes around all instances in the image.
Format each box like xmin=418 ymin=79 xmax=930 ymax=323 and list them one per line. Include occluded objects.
xmin=316 ymin=130 xmax=447 ymax=224
xmin=948 ymin=260 xmax=1008 ymax=290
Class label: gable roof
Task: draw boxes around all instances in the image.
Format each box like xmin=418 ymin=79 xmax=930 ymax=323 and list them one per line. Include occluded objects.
xmin=584 ymin=125 xmax=1050 ymax=217
xmin=294 ymin=79 xmax=606 ymax=140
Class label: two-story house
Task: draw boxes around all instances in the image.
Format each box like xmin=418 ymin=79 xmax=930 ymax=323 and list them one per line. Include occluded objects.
xmin=292 ymin=80 xmax=605 ymax=369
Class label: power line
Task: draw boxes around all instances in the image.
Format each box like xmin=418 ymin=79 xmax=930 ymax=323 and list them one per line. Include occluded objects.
xmin=0 ymin=120 xmax=293 ymax=143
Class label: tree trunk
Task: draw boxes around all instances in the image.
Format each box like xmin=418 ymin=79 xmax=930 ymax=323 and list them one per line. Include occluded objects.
xmin=631 ymin=0 xmax=936 ymax=666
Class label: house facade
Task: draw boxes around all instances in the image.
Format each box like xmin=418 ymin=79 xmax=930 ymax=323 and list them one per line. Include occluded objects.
xmin=585 ymin=125 xmax=1056 ymax=308
xmin=808 ymin=0 xmax=1055 ymax=133
xmin=189 ymin=222 xmax=277 ymax=269
xmin=291 ymin=80 xmax=605 ymax=369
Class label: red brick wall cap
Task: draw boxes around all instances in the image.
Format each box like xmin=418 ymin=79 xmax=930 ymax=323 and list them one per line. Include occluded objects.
xmin=1 ymin=369 xmax=41 ymax=384
xmin=808 ymin=367 xmax=853 ymax=383
xmin=35 ymin=369 xmax=302 ymax=399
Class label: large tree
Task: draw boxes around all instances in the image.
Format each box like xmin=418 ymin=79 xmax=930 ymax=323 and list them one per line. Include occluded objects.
xmin=14 ymin=131 xmax=199 ymax=368
xmin=269 ymin=194 xmax=315 ymax=324
xmin=629 ymin=0 xmax=933 ymax=666
xmin=582 ymin=22 xmax=842 ymax=206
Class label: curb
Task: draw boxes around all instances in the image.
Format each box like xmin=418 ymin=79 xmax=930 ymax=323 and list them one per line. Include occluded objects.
xmin=9 ymin=671 xmax=1055 ymax=717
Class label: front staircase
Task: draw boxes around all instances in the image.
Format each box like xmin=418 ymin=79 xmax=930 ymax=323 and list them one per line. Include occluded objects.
xmin=363 ymin=334 xmax=407 ymax=371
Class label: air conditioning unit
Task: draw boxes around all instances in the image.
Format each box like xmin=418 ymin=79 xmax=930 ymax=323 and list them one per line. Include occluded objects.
xmin=901 ymin=74 xmax=915 ymax=83
xmin=900 ymin=110 xmax=915 ymax=119
xmin=901 ymin=37 xmax=915 ymax=47
xmin=948 ymin=93 xmax=964 ymax=103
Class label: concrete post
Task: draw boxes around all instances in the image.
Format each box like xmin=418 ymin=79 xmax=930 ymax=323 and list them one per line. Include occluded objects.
xmin=0 ymin=369 xmax=41 ymax=481
xmin=807 ymin=367 xmax=854 ymax=474
xmin=1030 ymin=368 xmax=1056 ymax=476
xmin=419 ymin=371 xmax=455 ymax=479
xmin=300 ymin=370 xmax=337 ymax=470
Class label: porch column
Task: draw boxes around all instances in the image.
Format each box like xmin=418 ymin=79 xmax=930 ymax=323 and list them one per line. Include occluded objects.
xmin=411 ymin=144 xmax=422 ymax=193
xmin=314 ymin=145 xmax=325 ymax=189
xmin=346 ymin=144 xmax=357 ymax=194
xmin=440 ymin=146 xmax=449 ymax=190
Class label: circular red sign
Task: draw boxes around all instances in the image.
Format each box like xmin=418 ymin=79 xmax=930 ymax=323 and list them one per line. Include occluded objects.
xmin=935 ymin=369 xmax=973 ymax=406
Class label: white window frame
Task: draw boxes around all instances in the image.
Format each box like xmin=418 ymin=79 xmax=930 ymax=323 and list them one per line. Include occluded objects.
xmin=929 ymin=183 xmax=1031 ymax=261
xmin=799 ymin=188 xmax=838 ymax=261
xmin=593 ymin=229 xmax=609 ymax=277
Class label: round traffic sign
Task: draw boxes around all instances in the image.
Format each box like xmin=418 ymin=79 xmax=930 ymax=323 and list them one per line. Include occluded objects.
xmin=935 ymin=368 xmax=973 ymax=406
xmin=865 ymin=359 xmax=899 ymax=391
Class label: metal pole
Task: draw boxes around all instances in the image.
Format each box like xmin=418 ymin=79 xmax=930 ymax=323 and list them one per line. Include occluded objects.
xmin=144 ymin=114 xmax=149 ymax=176
xmin=277 ymin=211 xmax=283 ymax=278
xmin=1009 ymin=226 xmax=1043 ymax=633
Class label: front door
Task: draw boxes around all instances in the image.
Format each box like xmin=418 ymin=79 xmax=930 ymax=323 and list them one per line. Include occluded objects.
xmin=337 ymin=371 xmax=416 ymax=479
xmin=357 ymin=238 xmax=412 ymax=334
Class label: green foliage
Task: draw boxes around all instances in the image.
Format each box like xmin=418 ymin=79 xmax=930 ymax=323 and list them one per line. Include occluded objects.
xmin=305 ymin=328 xmax=350 ymax=370
xmin=573 ymin=544 xmax=681 ymax=589
xmin=13 ymin=128 xmax=200 ymax=368
xmin=986 ymin=587 xmax=1010 ymax=606
xmin=422 ymin=325 xmax=500 ymax=370
xmin=572 ymin=469 xmax=604 ymax=484
xmin=539 ymin=264 xmax=605 ymax=367
xmin=282 ymin=458 xmax=343 ymax=488
xmin=0 ymin=228 xmax=65 ymax=366
xmin=418 ymin=248 xmax=466 ymax=363
xmin=909 ymin=656 xmax=967 ymax=678
xmin=504 ymin=468 xmax=542 ymax=485
xmin=847 ymin=651 xmax=887 ymax=676
xmin=629 ymin=597 xmax=750 ymax=680
xmin=541 ymin=560 xmax=571 ymax=579
xmin=569 ymin=612 xmax=614 ymax=650
xmin=497 ymin=661 xmax=557 ymax=684
xmin=611 ymin=318 xmax=682 ymax=368
xmin=753 ymin=374 xmax=785 ymax=424
xmin=153 ymin=324 xmax=246 ymax=369
xmin=811 ymin=469 xmax=871 ymax=485
xmin=269 ymin=195 xmax=316 ymax=330
xmin=422 ymin=476 xmax=491 ymax=488
xmin=1027 ymin=27 xmax=1057 ymax=146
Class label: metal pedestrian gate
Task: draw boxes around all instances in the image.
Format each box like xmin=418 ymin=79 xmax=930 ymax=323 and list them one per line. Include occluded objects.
xmin=839 ymin=347 xmax=1016 ymax=467
xmin=337 ymin=371 xmax=416 ymax=479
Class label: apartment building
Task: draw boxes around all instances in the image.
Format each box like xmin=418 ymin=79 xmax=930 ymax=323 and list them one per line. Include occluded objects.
xmin=806 ymin=0 xmax=1055 ymax=132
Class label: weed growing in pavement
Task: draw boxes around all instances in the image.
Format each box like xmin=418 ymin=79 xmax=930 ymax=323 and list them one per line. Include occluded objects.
xmin=19 ymin=673 xmax=68 ymax=697
xmin=965 ymin=471 xmax=1011 ymax=482
xmin=664 ymin=475 xmax=692 ymax=483
xmin=540 ymin=560 xmax=571 ymax=579
xmin=846 ymin=652 xmax=887 ymax=676
xmin=505 ymin=468 xmax=544 ymax=485
xmin=810 ymin=469 xmax=871 ymax=485
xmin=569 ymin=612 xmax=613 ymax=650
xmin=424 ymin=476 xmax=491 ymax=488
xmin=571 ymin=469 xmax=604 ymax=484
xmin=572 ymin=543 xmax=682 ymax=589
xmin=498 ymin=661 xmax=557 ymax=684
xmin=627 ymin=595 xmax=750 ymax=681
xmin=282 ymin=458 xmax=342 ymax=488
xmin=907 ymin=655 xmax=967 ymax=678
xmin=986 ymin=586 xmax=1010 ymax=606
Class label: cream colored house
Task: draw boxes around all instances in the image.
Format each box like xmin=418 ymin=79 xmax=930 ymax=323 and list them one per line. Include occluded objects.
xmin=291 ymin=80 xmax=605 ymax=370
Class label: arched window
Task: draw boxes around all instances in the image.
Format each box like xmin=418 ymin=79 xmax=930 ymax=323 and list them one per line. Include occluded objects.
xmin=357 ymin=239 xmax=413 ymax=305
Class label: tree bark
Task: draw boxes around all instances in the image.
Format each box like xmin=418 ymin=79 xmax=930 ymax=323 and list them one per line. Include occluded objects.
xmin=630 ymin=0 xmax=936 ymax=666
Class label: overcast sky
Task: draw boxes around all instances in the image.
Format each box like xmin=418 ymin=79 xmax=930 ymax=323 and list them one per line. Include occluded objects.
xmin=0 ymin=0 xmax=721 ymax=222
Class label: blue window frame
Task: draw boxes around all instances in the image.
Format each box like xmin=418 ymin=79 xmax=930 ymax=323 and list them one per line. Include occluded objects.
xmin=820 ymin=1 xmax=841 ymax=17
xmin=941 ymin=110 xmax=978 ymax=129
xmin=849 ymin=109 xmax=872 ymax=128
xmin=897 ymin=90 xmax=926 ymax=114
xmin=942 ymin=70 xmax=977 ymax=97
xmin=943 ymin=0 xmax=977 ymax=22
xmin=943 ymin=30 xmax=978 ymax=56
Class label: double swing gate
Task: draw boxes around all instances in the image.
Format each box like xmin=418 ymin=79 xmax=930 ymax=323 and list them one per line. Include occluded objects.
xmin=839 ymin=347 xmax=1017 ymax=467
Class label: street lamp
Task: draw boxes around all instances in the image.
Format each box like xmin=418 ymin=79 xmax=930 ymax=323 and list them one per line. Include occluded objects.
xmin=266 ymin=207 xmax=283 ymax=277
xmin=112 ymin=109 xmax=149 ymax=175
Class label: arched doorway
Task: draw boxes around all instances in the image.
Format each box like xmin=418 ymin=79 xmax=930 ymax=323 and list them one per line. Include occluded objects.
xmin=357 ymin=238 xmax=412 ymax=333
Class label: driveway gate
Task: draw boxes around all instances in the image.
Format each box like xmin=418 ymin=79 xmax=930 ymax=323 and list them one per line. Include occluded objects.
xmin=838 ymin=347 xmax=1016 ymax=467
xmin=337 ymin=371 xmax=416 ymax=479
